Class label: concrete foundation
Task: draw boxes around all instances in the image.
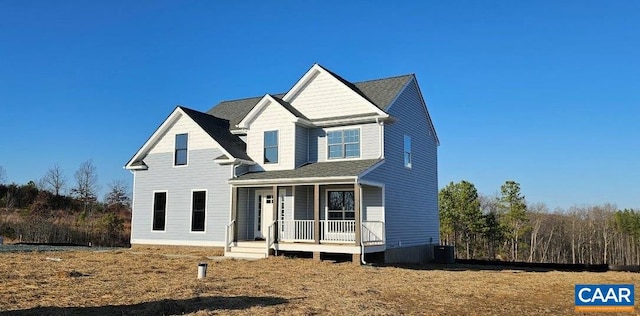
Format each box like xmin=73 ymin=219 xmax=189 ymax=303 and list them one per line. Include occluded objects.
xmin=384 ymin=243 xmax=435 ymax=264
xmin=352 ymin=253 xmax=361 ymax=265
xmin=313 ymin=251 xmax=321 ymax=261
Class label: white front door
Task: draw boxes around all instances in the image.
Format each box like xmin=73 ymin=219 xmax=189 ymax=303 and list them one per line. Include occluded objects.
xmin=254 ymin=191 xmax=274 ymax=239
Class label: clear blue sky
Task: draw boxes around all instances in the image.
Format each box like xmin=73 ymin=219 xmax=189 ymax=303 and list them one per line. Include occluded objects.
xmin=1 ymin=1 xmax=638 ymax=210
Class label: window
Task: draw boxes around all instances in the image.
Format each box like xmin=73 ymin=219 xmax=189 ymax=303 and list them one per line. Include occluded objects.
xmin=404 ymin=135 xmax=412 ymax=168
xmin=175 ymin=133 xmax=188 ymax=166
xmin=327 ymin=191 xmax=355 ymax=220
xmin=152 ymin=192 xmax=167 ymax=231
xmin=327 ymin=129 xmax=360 ymax=159
xmin=191 ymin=191 xmax=206 ymax=232
xmin=264 ymin=131 xmax=278 ymax=163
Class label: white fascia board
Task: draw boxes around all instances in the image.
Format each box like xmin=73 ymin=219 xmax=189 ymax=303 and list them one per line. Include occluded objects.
xmin=229 ymin=176 xmax=357 ymax=186
xmin=312 ymin=115 xmax=390 ymax=127
xmin=282 ymin=64 xmax=388 ymax=117
xmin=124 ymin=165 xmax=148 ymax=171
xmin=237 ymin=94 xmax=297 ymax=129
xmin=124 ymin=107 xmax=184 ymax=169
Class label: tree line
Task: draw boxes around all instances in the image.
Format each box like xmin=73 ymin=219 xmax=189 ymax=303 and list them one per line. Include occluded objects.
xmin=0 ymin=162 xmax=131 ymax=246
xmin=440 ymin=180 xmax=640 ymax=265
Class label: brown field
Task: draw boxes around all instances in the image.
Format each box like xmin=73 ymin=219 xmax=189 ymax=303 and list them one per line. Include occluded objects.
xmin=0 ymin=247 xmax=638 ymax=315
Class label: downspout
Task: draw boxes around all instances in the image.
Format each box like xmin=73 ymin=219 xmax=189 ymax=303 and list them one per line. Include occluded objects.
xmin=376 ymin=117 xmax=384 ymax=159
xmin=359 ymin=181 xmax=366 ymax=265
xmin=361 ymin=118 xmax=385 ymax=265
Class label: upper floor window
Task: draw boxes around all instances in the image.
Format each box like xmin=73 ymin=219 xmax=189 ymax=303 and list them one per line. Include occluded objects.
xmin=264 ymin=130 xmax=278 ymax=164
xmin=404 ymin=135 xmax=412 ymax=168
xmin=328 ymin=129 xmax=360 ymax=159
xmin=175 ymin=133 xmax=188 ymax=166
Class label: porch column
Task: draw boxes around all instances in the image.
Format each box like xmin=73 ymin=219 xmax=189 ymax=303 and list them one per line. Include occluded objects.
xmin=272 ymin=185 xmax=278 ymax=241
xmin=314 ymin=184 xmax=320 ymax=244
xmin=231 ymin=186 xmax=238 ymax=242
xmin=354 ymin=183 xmax=361 ymax=246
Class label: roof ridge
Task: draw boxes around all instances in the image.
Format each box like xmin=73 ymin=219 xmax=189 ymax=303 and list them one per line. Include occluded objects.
xmin=353 ymin=73 xmax=414 ymax=84
xmin=218 ymin=93 xmax=286 ymax=104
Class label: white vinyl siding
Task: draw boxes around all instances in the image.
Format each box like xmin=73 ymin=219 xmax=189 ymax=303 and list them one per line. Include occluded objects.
xmin=245 ymin=100 xmax=295 ymax=171
xmin=287 ymin=70 xmax=379 ymax=120
xmin=148 ymin=113 xmax=219 ymax=155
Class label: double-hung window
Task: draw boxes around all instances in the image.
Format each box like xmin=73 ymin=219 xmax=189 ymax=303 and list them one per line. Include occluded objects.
xmin=175 ymin=133 xmax=188 ymax=166
xmin=191 ymin=191 xmax=206 ymax=232
xmin=327 ymin=129 xmax=360 ymax=159
xmin=327 ymin=191 xmax=355 ymax=220
xmin=152 ymin=192 xmax=167 ymax=231
xmin=404 ymin=135 xmax=412 ymax=168
xmin=264 ymin=130 xmax=278 ymax=164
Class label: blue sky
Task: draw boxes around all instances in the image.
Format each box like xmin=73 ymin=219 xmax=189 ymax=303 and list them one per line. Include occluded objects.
xmin=0 ymin=1 xmax=638 ymax=210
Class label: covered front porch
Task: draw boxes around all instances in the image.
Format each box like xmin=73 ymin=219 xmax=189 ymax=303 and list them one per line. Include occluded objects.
xmin=224 ymin=181 xmax=386 ymax=259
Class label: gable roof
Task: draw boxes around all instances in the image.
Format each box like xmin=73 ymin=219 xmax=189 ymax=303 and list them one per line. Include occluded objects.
xmin=207 ymin=67 xmax=411 ymax=130
xmin=124 ymin=106 xmax=252 ymax=169
xmin=178 ymin=107 xmax=252 ymax=161
xmin=229 ymin=159 xmax=382 ymax=184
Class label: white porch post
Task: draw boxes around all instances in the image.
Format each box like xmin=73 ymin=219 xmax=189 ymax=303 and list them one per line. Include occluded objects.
xmin=314 ymin=184 xmax=320 ymax=244
xmin=231 ymin=186 xmax=238 ymax=242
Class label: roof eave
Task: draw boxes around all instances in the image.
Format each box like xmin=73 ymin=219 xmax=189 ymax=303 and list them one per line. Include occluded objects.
xmin=229 ymin=176 xmax=358 ymax=186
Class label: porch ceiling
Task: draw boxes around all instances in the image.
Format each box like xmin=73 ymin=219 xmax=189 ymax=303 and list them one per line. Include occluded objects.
xmin=229 ymin=159 xmax=382 ymax=185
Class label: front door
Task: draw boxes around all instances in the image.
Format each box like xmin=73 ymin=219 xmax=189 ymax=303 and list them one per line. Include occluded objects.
xmin=254 ymin=191 xmax=274 ymax=239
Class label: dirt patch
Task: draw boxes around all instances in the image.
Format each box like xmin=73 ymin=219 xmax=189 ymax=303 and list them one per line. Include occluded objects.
xmin=0 ymin=248 xmax=638 ymax=315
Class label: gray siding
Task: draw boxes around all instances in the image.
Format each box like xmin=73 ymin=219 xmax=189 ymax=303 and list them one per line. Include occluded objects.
xmin=294 ymin=186 xmax=313 ymax=220
xmin=131 ymin=148 xmax=232 ymax=245
xmin=308 ymin=123 xmax=381 ymax=163
xmin=295 ymin=126 xmax=309 ymax=167
xmin=362 ymin=185 xmax=383 ymax=222
xmin=362 ymin=78 xmax=439 ymax=248
xmin=237 ymin=187 xmax=255 ymax=240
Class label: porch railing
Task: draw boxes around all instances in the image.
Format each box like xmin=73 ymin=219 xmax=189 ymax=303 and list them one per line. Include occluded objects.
xmin=320 ymin=220 xmax=356 ymax=242
xmin=224 ymin=220 xmax=235 ymax=254
xmin=362 ymin=221 xmax=385 ymax=245
xmin=280 ymin=220 xmax=314 ymax=242
xmin=275 ymin=220 xmax=385 ymax=245
xmin=266 ymin=220 xmax=277 ymax=255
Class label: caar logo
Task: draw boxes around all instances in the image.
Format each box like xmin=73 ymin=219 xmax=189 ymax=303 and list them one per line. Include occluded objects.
xmin=575 ymin=284 xmax=634 ymax=312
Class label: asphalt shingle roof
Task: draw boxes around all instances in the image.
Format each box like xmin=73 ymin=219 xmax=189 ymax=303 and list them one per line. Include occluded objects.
xmin=207 ymin=69 xmax=413 ymax=130
xmin=179 ymin=106 xmax=253 ymax=161
xmin=231 ymin=159 xmax=382 ymax=181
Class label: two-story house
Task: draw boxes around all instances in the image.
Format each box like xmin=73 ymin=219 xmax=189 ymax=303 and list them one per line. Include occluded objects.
xmin=125 ymin=64 xmax=439 ymax=263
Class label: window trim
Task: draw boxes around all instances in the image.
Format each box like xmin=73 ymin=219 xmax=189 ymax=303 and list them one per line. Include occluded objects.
xmin=324 ymin=189 xmax=356 ymax=221
xmin=263 ymin=130 xmax=279 ymax=164
xmin=190 ymin=189 xmax=207 ymax=233
xmin=174 ymin=133 xmax=189 ymax=167
xmin=152 ymin=190 xmax=168 ymax=232
xmin=404 ymin=135 xmax=412 ymax=169
xmin=325 ymin=127 xmax=362 ymax=160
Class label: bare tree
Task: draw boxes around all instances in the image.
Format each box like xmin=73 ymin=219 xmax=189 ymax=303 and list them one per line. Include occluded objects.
xmin=0 ymin=165 xmax=6 ymax=184
xmin=104 ymin=180 xmax=131 ymax=209
xmin=71 ymin=160 xmax=99 ymax=213
xmin=41 ymin=163 xmax=66 ymax=196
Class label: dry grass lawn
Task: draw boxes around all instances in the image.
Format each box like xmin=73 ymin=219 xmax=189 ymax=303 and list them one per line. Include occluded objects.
xmin=0 ymin=247 xmax=638 ymax=315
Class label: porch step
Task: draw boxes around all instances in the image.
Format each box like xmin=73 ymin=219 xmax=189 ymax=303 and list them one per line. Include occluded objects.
xmin=225 ymin=241 xmax=268 ymax=259
xmin=229 ymin=246 xmax=266 ymax=254
xmin=225 ymin=250 xmax=267 ymax=259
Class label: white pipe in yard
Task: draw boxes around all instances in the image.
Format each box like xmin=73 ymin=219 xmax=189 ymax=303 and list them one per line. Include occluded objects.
xmin=197 ymin=262 xmax=208 ymax=279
